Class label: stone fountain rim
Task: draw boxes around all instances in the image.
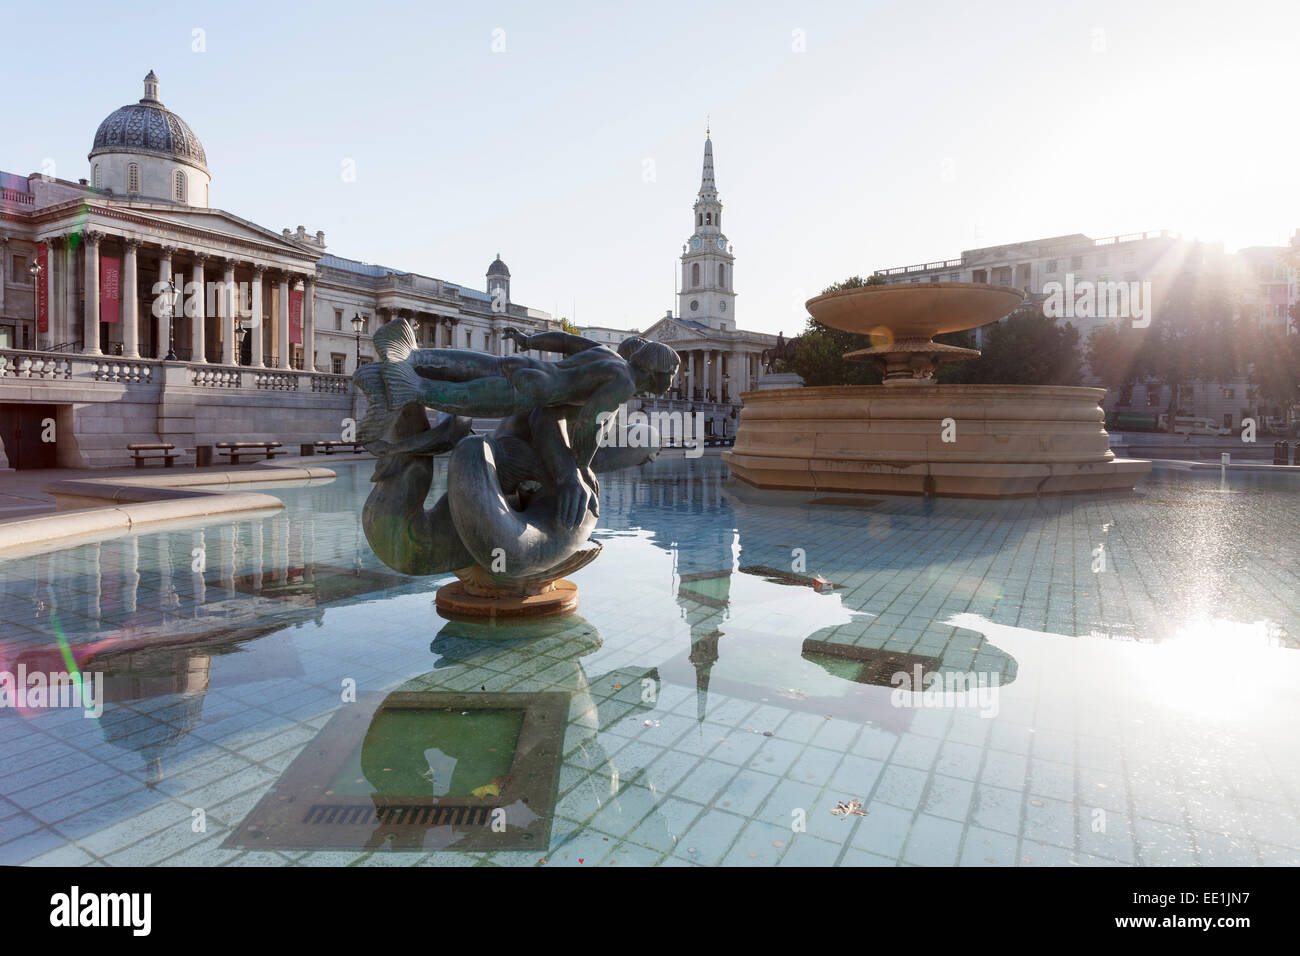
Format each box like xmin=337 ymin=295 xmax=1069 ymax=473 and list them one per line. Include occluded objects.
xmin=805 ymin=281 xmax=1027 ymax=312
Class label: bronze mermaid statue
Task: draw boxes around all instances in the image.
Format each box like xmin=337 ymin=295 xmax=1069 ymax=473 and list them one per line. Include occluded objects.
xmin=352 ymin=318 xmax=679 ymax=595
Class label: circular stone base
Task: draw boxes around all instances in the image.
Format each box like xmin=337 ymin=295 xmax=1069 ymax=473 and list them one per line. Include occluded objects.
xmin=435 ymin=579 xmax=579 ymax=619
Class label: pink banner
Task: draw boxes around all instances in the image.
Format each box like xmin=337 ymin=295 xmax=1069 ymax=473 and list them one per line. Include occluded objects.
xmin=100 ymin=256 xmax=121 ymax=324
xmin=289 ymin=289 xmax=303 ymax=345
xmin=36 ymin=243 xmax=48 ymax=333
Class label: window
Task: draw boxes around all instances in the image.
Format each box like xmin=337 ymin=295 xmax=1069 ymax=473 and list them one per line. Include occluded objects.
xmin=358 ymin=356 xmax=372 ymax=366
xmin=465 ymin=330 xmax=472 ymax=347
xmin=334 ymin=309 xmax=343 ymax=331
xmin=12 ymin=255 xmax=26 ymax=276
xmin=706 ymin=213 xmax=712 ymax=225
xmin=692 ymin=263 xmax=700 ymax=288
xmin=949 ymin=272 xmax=960 ymax=282
xmin=92 ymin=164 xmax=101 ymax=188
xmin=1223 ymin=388 xmax=1235 ymax=399
xmin=127 ymin=163 xmax=140 ymax=193
xmin=1046 ymin=260 xmax=1057 ymax=272
xmin=174 ymin=169 xmax=186 ymax=201
xmin=362 ymin=313 xmax=370 ymax=332
xmin=718 ymin=264 xmax=725 ymax=287
xmin=1071 ymin=256 xmax=1083 ymax=269
xmin=331 ymin=353 xmax=345 ymax=374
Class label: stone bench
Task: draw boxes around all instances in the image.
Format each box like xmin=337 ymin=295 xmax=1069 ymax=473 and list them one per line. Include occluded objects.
xmin=127 ymin=443 xmax=179 ymax=468
xmin=314 ymin=440 xmax=365 ymax=455
xmin=215 ymin=441 xmax=283 ymax=465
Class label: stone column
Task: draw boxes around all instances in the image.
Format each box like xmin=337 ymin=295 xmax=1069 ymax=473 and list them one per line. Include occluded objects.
xmin=64 ymin=238 xmax=77 ymax=349
xmin=122 ymin=238 xmax=141 ymax=359
xmin=42 ymin=237 xmax=62 ymax=350
xmin=250 ymin=265 xmax=265 ymax=367
xmin=277 ymin=273 xmax=292 ymax=370
xmin=712 ymin=349 xmax=722 ymax=403
xmin=221 ymin=258 xmax=236 ymax=365
xmin=190 ymin=253 xmax=207 ymax=363
xmin=83 ymin=231 xmax=102 ymax=354
xmin=0 ymin=237 xmax=7 ymax=318
xmin=686 ymin=350 xmax=695 ymax=401
xmin=303 ymin=277 xmax=316 ymax=372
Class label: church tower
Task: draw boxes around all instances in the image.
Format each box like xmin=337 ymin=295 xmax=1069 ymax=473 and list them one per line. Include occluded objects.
xmin=678 ymin=131 xmax=736 ymax=331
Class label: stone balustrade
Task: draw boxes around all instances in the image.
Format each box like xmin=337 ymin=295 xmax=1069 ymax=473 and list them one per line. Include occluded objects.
xmin=0 ymin=351 xmax=74 ymax=380
xmin=0 ymin=348 xmax=352 ymax=394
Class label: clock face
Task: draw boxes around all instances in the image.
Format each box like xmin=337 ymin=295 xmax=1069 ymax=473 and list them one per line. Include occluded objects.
xmin=690 ymin=300 xmax=699 ymax=311
xmin=691 ymin=237 xmax=702 ymax=249
xmin=717 ymin=238 xmax=725 ymax=251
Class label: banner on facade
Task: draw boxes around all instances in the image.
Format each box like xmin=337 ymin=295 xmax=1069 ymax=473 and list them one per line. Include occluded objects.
xmin=36 ymin=243 xmax=48 ymax=333
xmin=289 ymin=289 xmax=303 ymax=345
xmin=100 ymin=256 xmax=121 ymax=324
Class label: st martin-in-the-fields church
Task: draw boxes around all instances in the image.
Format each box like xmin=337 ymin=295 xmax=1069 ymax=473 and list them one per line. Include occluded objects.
xmin=639 ymin=132 xmax=776 ymax=426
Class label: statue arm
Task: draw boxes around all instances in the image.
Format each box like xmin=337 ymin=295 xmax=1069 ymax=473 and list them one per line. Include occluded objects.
xmin=509 ymin=329 xmax=601 ymax=356
xmin=529 ymin=406 xmax=596 ymax=528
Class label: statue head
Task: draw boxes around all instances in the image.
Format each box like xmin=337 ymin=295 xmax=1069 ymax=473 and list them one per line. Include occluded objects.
xmin=622 ymin=338 xmax=679 ymax=396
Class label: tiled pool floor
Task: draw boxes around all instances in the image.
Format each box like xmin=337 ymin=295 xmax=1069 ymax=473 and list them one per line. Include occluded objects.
xmin=1 ymin=457 xmax=1297 ymax=866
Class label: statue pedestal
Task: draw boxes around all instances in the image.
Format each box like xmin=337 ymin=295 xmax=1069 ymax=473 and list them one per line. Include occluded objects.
xmin=435 ymin=579 xmax=579 ymax=619
xmin=755 ymin=371 xmax=804 ymax=391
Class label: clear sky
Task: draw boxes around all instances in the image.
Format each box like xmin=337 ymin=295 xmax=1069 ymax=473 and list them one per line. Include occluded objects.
xmin=5 ymin=0 xmax=1297 ymax=335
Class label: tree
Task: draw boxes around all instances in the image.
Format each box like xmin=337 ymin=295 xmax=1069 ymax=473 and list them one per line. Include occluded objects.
xmin=558 ymin=317 xmax=581 ymax=335
xmin=790 ymin=275 xmax=887 ymax=386
xmin=940 ymin=308 xmax=1082 ymax=386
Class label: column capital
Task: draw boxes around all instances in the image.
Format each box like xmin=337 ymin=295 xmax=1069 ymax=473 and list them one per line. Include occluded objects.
xmin=48 ymin=235 xmax=67 ymax=250
xmin=159 ymin=244 xmax=176 ymax=259
xmin=303 ymin=275 xmax=315 ymax=289
xmin=251 ymin=262 xmax=267 ymax=276
xmin=221 ymin=256 xmax=237 ymax=272
xmin=123 ymin=237 xmax=142 ymax=251
xmin=192 ymin=250 xmax=210 ymax=263
xmin=84 ymin=230 xmax=103 ymax=247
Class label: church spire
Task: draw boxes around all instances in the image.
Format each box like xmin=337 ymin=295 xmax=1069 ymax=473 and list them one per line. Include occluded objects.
xmin=699 ymin=129 xmax=716 ymax=201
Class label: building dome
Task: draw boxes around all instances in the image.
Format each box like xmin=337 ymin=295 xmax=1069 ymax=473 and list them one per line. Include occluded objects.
xmin=487 ymin=254 xmax=510 ymax=277
xmin=90 ymin=71 xmax=207 ymax=171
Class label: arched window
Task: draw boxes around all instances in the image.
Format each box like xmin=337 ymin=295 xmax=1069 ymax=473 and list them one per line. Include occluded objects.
xmin=174 ymin=169 xmax=186 ymax=201
xmin=127 ymin=163 xmax=139 ymax=193
xmin=719 ymin=264 xmax=726 ymax=287
xmin=691 ymin=263 xmax=700 ymax=288
xmin=706 ymin=212 xmax=712 ymax=225
xmin=92 ymin=164 xmax=101 ymax=189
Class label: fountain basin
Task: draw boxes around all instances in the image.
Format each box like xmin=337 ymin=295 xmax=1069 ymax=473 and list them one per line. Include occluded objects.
xmin=724 ymin=383 xmax=1152 ymax=497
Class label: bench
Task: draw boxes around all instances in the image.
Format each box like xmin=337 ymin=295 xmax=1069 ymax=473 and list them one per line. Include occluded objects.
xmin=127 ymin=443 xmax=179 ymax=468
xmin=215 ymin=441 xmax=283 ymax=465
xmin=313 ymin=440 xmax=365 ymax=455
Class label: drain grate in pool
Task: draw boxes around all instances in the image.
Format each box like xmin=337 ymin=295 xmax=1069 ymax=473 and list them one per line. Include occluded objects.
xmin=225 ymin=691 xmax=567 ymax=852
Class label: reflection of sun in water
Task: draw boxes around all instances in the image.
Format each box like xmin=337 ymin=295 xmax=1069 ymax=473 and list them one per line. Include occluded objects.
xmin=869 ymin=326 xmax=894 ymax=349
xmin=1144 ymin=617 xmax=1289 ymax=720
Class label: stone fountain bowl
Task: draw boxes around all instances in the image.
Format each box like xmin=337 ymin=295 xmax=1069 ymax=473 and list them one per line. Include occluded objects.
xmin=806 ymin=282 xmax=1026 ymax=339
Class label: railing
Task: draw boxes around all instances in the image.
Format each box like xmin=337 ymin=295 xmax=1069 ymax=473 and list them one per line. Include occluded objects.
xmin=0 ymin=348 xmax=354 ymax=396
xmin=0 ymin=351 xmax=73 ymax=380
xmin=92 ymin=360 xmax=153 ymax=384
xmin=1 ymin=187 xmax=33 ymax=206
xmin=190 ymin=366 xmax=242 ymax=388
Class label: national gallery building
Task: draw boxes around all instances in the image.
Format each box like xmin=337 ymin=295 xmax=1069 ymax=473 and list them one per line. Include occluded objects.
xmin=0 ymin=72 xmax=557 ymax=469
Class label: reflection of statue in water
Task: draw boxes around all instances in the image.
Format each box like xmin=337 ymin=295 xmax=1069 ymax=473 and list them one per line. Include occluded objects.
xmin=353 ymin=319 xmax=679 ymax=614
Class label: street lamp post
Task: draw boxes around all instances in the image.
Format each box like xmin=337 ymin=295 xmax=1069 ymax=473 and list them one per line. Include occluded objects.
xmin=351 ymin=312 xmax=364 ymax=369
xmin=27 ymin=260 xmax=42 ymax=350
xmin=162 ymin=281 xmax=178 ymax=360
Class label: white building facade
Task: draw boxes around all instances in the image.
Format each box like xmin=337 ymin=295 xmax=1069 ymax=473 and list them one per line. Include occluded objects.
xmin=0 ymin=73 xmax=556 ymax=468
